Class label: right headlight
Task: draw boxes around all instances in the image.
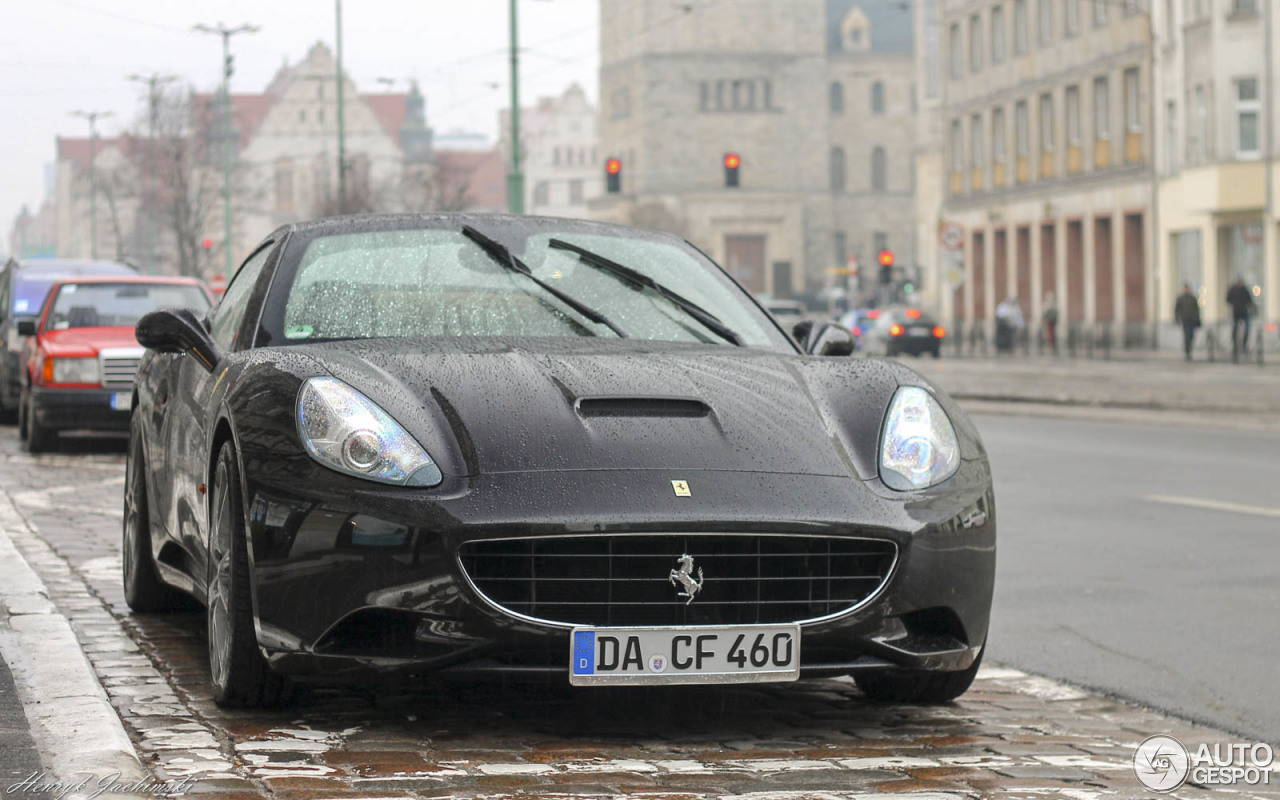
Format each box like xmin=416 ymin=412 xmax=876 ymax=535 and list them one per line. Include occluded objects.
xmin=296 ymin=377 xmax=442 ymax=487
xmin=879 ymin=386 xmax=960 ymax=491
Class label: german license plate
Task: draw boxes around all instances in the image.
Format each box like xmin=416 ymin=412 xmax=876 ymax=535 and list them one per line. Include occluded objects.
xmin=109 ymin=392 xmax=130 ymax=411
xmin=909 ymin=326 xmax=931 ymax=336
xmin=569 ymin=624 xmax=800 ymax=686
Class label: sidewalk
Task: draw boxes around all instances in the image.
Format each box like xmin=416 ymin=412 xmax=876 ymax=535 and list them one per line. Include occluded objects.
xmin=0 ymin=650 xmax=50 ymax=799
xmin=904 ymin=352 xmax=1280 ymax=428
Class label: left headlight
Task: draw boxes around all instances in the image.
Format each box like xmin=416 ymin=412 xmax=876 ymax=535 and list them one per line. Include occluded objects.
xmin=296 ymin=377 xmax=443 ymax=487
xmin=879 ymin=386 xmax=960 ymax=491
xmin=52 ymin=357 xmax=100 ymax=385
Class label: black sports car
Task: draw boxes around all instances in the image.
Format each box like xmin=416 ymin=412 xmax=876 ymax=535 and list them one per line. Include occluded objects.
xmin=127 ymin=214 xmax=995 ymax=708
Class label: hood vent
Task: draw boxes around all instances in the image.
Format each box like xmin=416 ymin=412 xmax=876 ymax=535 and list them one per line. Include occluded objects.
xmin=575 ymin=396 xmax=710 ymax=419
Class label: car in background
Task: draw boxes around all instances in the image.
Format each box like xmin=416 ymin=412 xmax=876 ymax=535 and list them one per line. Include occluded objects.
xmin=759 ymin=298 xmax=808 ymax=324
xmin=862 ymin=307 xmax=946 ymax=358
xmin=837 ymin=308 xmax=882 ymax=350
xmin=18 ymin=275 xmax=211 ymax=452
xmin=0 ymin=258 xmax=137 ymax=422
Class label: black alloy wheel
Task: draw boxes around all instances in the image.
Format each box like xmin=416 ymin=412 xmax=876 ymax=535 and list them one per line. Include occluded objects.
xmin=20 ymin=386 xmax=55 ymax=453
xmin=122 ymin=416 xmax=187 ymax=612
xmin=207 ymin=441 xmax=286 ymax=708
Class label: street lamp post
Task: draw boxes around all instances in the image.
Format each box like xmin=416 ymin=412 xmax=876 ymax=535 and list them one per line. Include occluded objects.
xmin=508 ymin=0 xmax=524 ymax=214
xmin=335 ymin=0 xmax=347 ymax=215
xmin=70 ymin=110 xmax=113 ymax=260
xmin=126 ymin=73 xmax=178 ymax=274
xmin=194 ymin=22 xmax=259 ymax=277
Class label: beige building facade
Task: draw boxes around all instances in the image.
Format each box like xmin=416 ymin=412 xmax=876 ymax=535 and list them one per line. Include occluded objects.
xmin=1154 ymin=0 xmax=1277 ymax=333
xmin=500 ymin=84 xmax=603 ymax=218
xmin=928 ymin=0 xmax=1157 ymax=347
xmin=592 ymin=0 xmax=916 ymax=302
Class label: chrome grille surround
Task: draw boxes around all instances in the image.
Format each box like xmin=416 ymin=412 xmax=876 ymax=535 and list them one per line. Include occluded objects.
xmin=99 ymin=346 xmax=145 ymax=391
xmin=457 ymin=533 xmax=898 ymax=629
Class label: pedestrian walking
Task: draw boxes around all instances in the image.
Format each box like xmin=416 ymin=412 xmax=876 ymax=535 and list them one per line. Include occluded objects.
xmin=1042 ymin=293 xmax=1059 ymax=355
xmin=995 ymin=296 xmax=1024 ymax=354
xmin=1226 ymin=277 xmax=1256 ymax=359
xmin=1173 ymin=283 xmax=1201 ymax=361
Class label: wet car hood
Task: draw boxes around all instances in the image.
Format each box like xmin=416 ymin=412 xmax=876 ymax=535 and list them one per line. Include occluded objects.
xmin=290 ymin=337 xmax=899 ymax=480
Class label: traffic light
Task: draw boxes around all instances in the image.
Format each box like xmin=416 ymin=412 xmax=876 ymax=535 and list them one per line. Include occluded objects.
xmin=605 ymin=157 xmax=622 ymax=194
xmin=724 ymin=152 xmax=741 ymax=187
xmin=877 ymin=249 xmax=894 ymax=285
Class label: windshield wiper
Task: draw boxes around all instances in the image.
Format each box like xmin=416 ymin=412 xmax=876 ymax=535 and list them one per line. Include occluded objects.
xmin=547 ymin=239 xmax=743 ymax=346
xmin=461 ymin=225 xmax=628 ymax=339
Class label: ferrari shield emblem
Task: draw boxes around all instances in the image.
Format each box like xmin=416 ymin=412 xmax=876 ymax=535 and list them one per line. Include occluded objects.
xmin=671 ymin=480 xmax=691 ymax=497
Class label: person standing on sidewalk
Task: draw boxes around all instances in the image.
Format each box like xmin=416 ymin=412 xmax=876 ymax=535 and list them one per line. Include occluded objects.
xmin=1226 ymin=277 xmax=1256 ymax=359
xmin=1174 ymin=283 xmax=1201 ymax=361
xmin=1042 ymin=293 xmax=1059 ymax=355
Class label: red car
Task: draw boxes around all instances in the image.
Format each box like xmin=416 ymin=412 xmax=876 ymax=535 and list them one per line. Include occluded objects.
xmin=18 ymin=275 xmax=212 ymax=451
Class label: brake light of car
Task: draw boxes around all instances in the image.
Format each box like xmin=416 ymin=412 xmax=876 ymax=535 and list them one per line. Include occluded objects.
xmin=905 ymin=308 xmax=922 ymax=319
xmin=933 ymin=326 xmax=946 ymax=338
xmin=851 ymin=326 xmax=862 ymax=336
xmin=889 ymin=324 xmax=904 ymax=337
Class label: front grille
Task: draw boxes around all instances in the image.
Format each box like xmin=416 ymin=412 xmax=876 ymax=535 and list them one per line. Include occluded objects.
xmin=458 ymin=534 xmax=897 ymax=627
xmin=99 ymin=349 xmax=143 ymax=390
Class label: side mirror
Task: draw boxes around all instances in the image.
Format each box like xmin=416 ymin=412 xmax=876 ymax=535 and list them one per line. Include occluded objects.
xmin=794 ymin=320 xmax=855 ymax=357
xmin=136 ymin=308 xmax=222 ymax=373
xmin=16 ymin=319 xmax=36 ymax=337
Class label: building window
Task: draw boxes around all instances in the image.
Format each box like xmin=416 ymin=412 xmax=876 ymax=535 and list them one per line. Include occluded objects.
xmin=834 ymin=232 xmax=848 ymax=265
xmin=611 ymin=87 xmax=631 ymax=120
xmin=533 ymin=181 xmax=550 ymax=206
xmin=970 ymin=14 xmax=983 ymax=72
xmin=699 ymin=81 xmax=709 ymax=111
xmin=569 ymin=179 xmax=584 ymax=204
xmin=1125 ymin=68 xmax=1142 ymax=133
xmin=1065 ymin=85 xmax=1081 ymax=143
xmin=1065 ymin=0 xmax=1080 ymax=34
xmin=732 ymin=79 xmax=756 ymax=110
xmin=971 ymin=114 xmax=985 ymax=168
xmin=1166 ymin=100 xmax=1179 ymax=173
xmin=1094 ymin=76 xmax=1111 ymax=139
xmin=1232 ymin=0 xmax=1257 ymax=13
xmin=871 ymin=81 xmax=885 ymax=114
xmin=950 ymin=22 xmax=963 ymax=78
xmin=1013 ymin=0 xmax=1029 ymax=53
xmin=1040 ymin=93 xmax=1055 ymax=152
xmin=1093 ymin=0 xmax=1108 ymax=25
xmin=923 ymin=0 xmax=940 ymax=98
xmin=1193 ymin=85 xmax=1209 ymax=162
xmin=991 ymin=5 xmax=1006 ymax=62
xmin=871 ymin=146 xmax=888 ymax=191
xmin=553 ymin=147 xmax=561 ymax=166
xmin=1038 ymin=0 xmax=1053 ymax=44
xmin=951 ymin=119 xmax=964 ymax=171
xmin=830 ymin=146 xmax=847 ymax=191
xmin=993 ymin=107 xmax=1007 ymax=162
xmin=1016 ymin=100 xmax=1030 ymax=155
xmin=1165 ymin=0 xmax=1176 ymax=37
xmin=830 ymin=81 xmax=844 ymax=114
xmin=317 ymin=108 xmax=325 ymax=124
xmin=273 ymin=159 xmax=293 ymax=212
xmin=299 ymin=109 xmax=306 ymax=123
xmin=873 ymin=231 xmax=889 ymax=254
xmin=1236 ymin=78 xmax=1260 ymax=157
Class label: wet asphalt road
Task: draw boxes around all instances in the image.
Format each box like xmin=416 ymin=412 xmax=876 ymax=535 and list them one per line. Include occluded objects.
xmin=976 ymin=413 xmax=1280 ymax=744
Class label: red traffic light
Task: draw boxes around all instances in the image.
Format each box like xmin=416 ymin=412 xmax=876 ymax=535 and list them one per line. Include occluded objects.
xmin=724 ymin=153 xmax=741 ymax=169
xmin=605 ymin=158 xmax=622 ymax=175
xmin=202 ymin=237 xmax=213 ymax=250
xmin=877 ymin=249 xmax=895 ymax=267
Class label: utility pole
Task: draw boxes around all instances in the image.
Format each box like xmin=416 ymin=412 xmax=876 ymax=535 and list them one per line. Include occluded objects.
xmin=126 ymin=73 xmax=178 ymax=274
xmin=194 ymin=22 xmax=259 ymax=277
xmin=508 ymin=0 xmax=524 ymax=214
xmin=70 ymin=110 xmax=113 ymax=260
xmin=1265 ymin=0 xmax=1274 ymax=324
xmin=335 ymin=0 xmax=347 ymax=214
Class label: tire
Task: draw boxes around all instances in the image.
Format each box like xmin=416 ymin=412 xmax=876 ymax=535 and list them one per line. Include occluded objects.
xmin=207 ymin=441 xmax=286 ymax=708
xmin=855 ymin=645 xmax=984 ymax=704
xmin=123 ymin=417 xmax=188 ymax=612
xmin=20 ymin=387 xmax=56 ymax=453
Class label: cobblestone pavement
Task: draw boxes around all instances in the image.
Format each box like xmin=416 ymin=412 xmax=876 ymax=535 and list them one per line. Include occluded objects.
xmin=1 ymin=430 xmax=1276 ymax=800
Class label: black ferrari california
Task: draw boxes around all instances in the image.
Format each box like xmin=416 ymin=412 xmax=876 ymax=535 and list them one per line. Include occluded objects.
xmin=127 ymin=214 xmax=995 ymax=708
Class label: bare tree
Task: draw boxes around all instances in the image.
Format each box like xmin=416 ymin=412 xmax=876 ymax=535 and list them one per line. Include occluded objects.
xmin=427 ymin=156 xmax=478 ymax=212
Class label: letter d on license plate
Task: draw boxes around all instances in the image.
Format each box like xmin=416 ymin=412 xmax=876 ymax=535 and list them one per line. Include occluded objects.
xmin=569 ymin=624 xmax=800 ymax=686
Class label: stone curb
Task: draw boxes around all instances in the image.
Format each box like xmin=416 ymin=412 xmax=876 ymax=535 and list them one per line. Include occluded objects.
xmin=0 ymin=490 xmax=147 ymax=798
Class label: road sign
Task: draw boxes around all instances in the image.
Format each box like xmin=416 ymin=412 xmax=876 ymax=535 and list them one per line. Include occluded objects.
xmin=939 ymin=222 xmax=964 ymax=251
xmin=944 ymin=249 xmax=965 ymax=288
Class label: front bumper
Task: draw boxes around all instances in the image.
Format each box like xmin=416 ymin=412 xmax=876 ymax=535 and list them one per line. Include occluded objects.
xmin=241 ymin=462 xmax=995 ymax=681
xmin=30 ymin=386 xmax=131 ymax=433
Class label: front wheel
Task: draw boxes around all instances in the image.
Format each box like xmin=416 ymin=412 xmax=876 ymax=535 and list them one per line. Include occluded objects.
xmin=20 ymin=387 xmax=56 ymax=453
xmin=207 ymin=442 xmax=287 ymax=708
xmin=855 ymin=645 xmax=984 ymax=704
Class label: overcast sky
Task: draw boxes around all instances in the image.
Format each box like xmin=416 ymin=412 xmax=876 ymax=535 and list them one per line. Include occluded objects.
xmin=2 ymin=0 xmax=600 ymax=257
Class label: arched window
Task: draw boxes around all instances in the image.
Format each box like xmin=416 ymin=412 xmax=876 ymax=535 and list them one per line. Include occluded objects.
xmin=830 ymin=81 xmax=844 ymax=114
xmin=533 ymin=181 xmax=550 ymax=206
xmin=871 ymin=82 xmax=886 ymax=115
xmin=871 ymin=146 xmax=887 ymax=191
xmin=830 ymin=146 xmax=847 ymax=191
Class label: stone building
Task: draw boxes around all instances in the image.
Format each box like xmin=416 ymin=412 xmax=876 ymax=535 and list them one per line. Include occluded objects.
xmin=500 ymin=84 xmax=603 ymax=217
xmin=591 ymin=0 xmax=916 ymax=302
xmin=926 ymin=0 xmax=1157 ymax=348
xmin=1154 ymin=0 xmax=1277 ymax=332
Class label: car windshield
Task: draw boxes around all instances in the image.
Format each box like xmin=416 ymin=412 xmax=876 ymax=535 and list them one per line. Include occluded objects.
xmin=265 ymin=223 xmax=792 ymax=350
xmin=44 ymin=283 xmax=210 ymax=330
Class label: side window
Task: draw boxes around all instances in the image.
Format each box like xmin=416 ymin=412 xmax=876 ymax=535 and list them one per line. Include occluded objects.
xmin=210 ymin=245 xmax=272 ymax=351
